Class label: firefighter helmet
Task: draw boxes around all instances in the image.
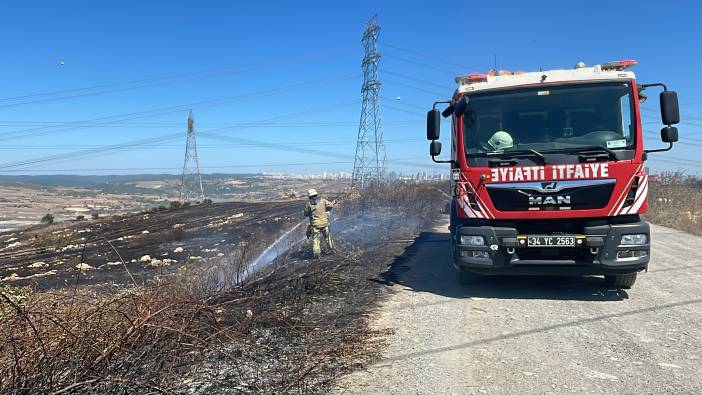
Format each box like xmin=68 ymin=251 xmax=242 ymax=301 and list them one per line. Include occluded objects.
xmin=487 ymin=131 xmax=514 ymax=151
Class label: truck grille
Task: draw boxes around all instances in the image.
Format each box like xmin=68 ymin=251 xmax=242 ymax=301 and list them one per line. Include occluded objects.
xmin=486 ymin=179 xmax=615 ymax=211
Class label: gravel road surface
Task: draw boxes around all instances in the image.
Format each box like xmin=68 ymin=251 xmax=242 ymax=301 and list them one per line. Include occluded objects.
xmin=339 ymin=218 xmax=702 ymax=394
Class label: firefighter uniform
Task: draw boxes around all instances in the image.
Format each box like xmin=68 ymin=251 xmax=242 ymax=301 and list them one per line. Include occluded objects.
xmin=304 ymin=189 xmax=334 ymax=258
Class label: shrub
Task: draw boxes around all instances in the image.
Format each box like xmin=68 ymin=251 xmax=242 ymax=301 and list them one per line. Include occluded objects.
xmin=75 ymin=215 xmax=85 ymax=221
xmin=169 ymin=201 xmax=182 ymax=210
xmin=40 ymin=213 xmax=54 ymax=225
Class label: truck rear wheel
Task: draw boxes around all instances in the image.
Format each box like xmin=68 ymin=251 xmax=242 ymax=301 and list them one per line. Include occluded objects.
xmin=604 ymin=273 xmax=638 ymax=289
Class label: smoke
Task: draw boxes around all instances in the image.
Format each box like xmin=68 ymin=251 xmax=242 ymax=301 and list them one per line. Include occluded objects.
xmin=238 ymin=206 xmax=424 ymax=284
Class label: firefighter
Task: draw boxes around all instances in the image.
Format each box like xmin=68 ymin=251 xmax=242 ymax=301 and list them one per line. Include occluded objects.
xmin=304 ymin=188 xmax=334 ymax=258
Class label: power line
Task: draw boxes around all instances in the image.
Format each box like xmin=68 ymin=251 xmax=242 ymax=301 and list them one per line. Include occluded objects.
xmin=379 ymin=41 xmax=484 ymax=73
xmin=382 ymin=103 xmax=425 ymax=117
xmin=0 ymin=120 xmax=419 ymax=128
xmin=0 ymin=71 xmax=249 ymax=110
xmin=0 ymin=73 xmax=360 ymax=142
xmin=0 ymin=139 xmax=426 ymax=150
xmin=199 ymin=132 xmax=355 ymax=161
xmin=0 ymin=50 xmax=344 ymax=109
xmin=379 ymin=93 xmax=702 ymax=146
xmin=0 ymin=100 xmax=361 ymax=171
xmin=199 ymin=100 xmax=361 ymax=135
xmin=383 ymin=78 xmax=449 ymax=97
xmin=643 ymin=130 xmax=702 ymax=145
xmin=383 ymin=69 xmax=454 ymax=91
xmin=0 ymin=133 xmax=183 ymax=170
xmin=0 ymin=157 xmax=441 ymax=173
xmin=648 ymin=156 xmax=702 ymax=166
xmin=383 ymin=53 xmax=461 ymax=75
xmin=380 ymin=96 xmax=426 ymax=110
xmin=194 ymin=101 xmax=392 ymax=162
xmin=0 ymin=73 xmax=359 ymax=142
xmin=647 ymin=157 xmax=702 ymax=169
xmin=5 ymin=148 xmax=693 ymax=174
xmin=640 ymin=107 xmax=702 ymax=128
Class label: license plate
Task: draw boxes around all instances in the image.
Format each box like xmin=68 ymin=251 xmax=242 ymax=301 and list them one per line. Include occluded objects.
xmin=527 ymin=235 xmax=576 ymax=247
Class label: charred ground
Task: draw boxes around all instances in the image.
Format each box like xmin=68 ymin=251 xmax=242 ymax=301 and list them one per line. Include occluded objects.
xmin=0 ymin=200 xmax=303 ymax=289
xmin=0 ymin=183 xmax=446 ymax=394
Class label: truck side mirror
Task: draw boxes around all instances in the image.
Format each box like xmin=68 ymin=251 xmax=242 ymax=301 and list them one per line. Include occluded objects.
xmin=453 ymin=96 xmax=468 ymax=117
xmin=660 ymin=90 xmax=680 ymax=125
xmin=661 ymin=126 xmax=679 ymax=143
xmin=429 ymin=140 xmax=442 ymax=156
xmin=427 ymin=109 xmax=440 ymax=140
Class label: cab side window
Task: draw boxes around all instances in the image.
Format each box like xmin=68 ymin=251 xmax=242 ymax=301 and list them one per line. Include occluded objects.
xmin=620 ymin=93 xmax=633 ymax=142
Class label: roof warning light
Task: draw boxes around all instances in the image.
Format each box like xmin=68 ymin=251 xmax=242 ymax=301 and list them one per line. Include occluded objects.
xmin=455 ymin=73 xmax=488 ymax=84
xmin=601 ymin=60 xmax=637 ymax=71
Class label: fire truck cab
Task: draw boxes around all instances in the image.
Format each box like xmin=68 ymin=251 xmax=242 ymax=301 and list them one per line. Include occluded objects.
xmin=426 ymin=60 xmax=680 ymax=289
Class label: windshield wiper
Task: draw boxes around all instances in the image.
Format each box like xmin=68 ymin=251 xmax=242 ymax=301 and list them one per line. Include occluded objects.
xmin=564 ymin=145 xmax=619 ymax=162
xmin=489 ymin=148 xmax=548 ymax=165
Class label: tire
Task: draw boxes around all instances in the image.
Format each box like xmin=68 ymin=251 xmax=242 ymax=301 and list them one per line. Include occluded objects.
xmin=605 ymin=272 xmax=638 ymax=289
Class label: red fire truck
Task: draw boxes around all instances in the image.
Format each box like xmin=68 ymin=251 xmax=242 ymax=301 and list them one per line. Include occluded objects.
xmin=426 ymin=60 xmax=679 ymax=288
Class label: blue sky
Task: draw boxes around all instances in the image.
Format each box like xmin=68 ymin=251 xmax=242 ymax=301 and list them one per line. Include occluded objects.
xmin=0 ymin=0 xmax=700 ymax=175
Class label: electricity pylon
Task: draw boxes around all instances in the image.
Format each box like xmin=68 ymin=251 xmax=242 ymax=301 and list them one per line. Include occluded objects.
xmin=352 ymin=14 xmax=386 ymax=188
xmin=179 ymin=110 xmax=205 ymax=202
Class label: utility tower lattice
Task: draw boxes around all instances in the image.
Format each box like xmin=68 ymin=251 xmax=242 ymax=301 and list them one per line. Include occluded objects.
xmin=179 ymin=110 xmax=205 ymax=202
xmin=352 ymin=14 xmax=386 ymax=188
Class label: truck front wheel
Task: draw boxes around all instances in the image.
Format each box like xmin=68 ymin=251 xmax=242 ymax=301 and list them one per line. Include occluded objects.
xmin=604 ymin=273 xmax=638 ymax=289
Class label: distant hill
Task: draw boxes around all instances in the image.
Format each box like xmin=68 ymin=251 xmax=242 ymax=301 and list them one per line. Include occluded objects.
xmin=0 ymin=173 xmax=257 ymax=187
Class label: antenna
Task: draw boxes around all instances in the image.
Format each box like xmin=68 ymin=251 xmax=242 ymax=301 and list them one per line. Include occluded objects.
xmin=352 ymin=14 xmax=386 ymax=189
xmin=179 ymin=110 xmax=205 ymax=202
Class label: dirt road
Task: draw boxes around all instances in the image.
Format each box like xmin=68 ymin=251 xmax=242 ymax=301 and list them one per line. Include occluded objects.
xmin=339 ymin=218 xmax=702 ymax=394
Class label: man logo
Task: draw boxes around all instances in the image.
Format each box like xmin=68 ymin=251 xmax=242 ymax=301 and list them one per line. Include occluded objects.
xmin=529 ymin=195 xmax=571 ymax=205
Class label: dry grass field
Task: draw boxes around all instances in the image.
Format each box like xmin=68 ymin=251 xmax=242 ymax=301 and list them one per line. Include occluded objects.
xmin=0 ymin=184 xmax=161 ymax=231
xmin=646 ymin=171 xmax=702 ymax=236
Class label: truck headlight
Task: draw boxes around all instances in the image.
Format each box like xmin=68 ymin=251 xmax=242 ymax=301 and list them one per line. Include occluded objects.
xmin=621 ymin=234 xmax=647 ymax=245
xmin=460 ymin=235 xmax=484 ymax=246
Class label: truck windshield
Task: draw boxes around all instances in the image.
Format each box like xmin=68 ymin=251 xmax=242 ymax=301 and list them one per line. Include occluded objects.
xmin=463 ymin=82 xmax=635 ymax=157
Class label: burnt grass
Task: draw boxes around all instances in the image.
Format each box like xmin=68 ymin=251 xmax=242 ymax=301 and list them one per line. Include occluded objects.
xmin=0 ymin=200 xmax=302 ymax=289
xmin=0 ymin=183 xmax=446 ymax=394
